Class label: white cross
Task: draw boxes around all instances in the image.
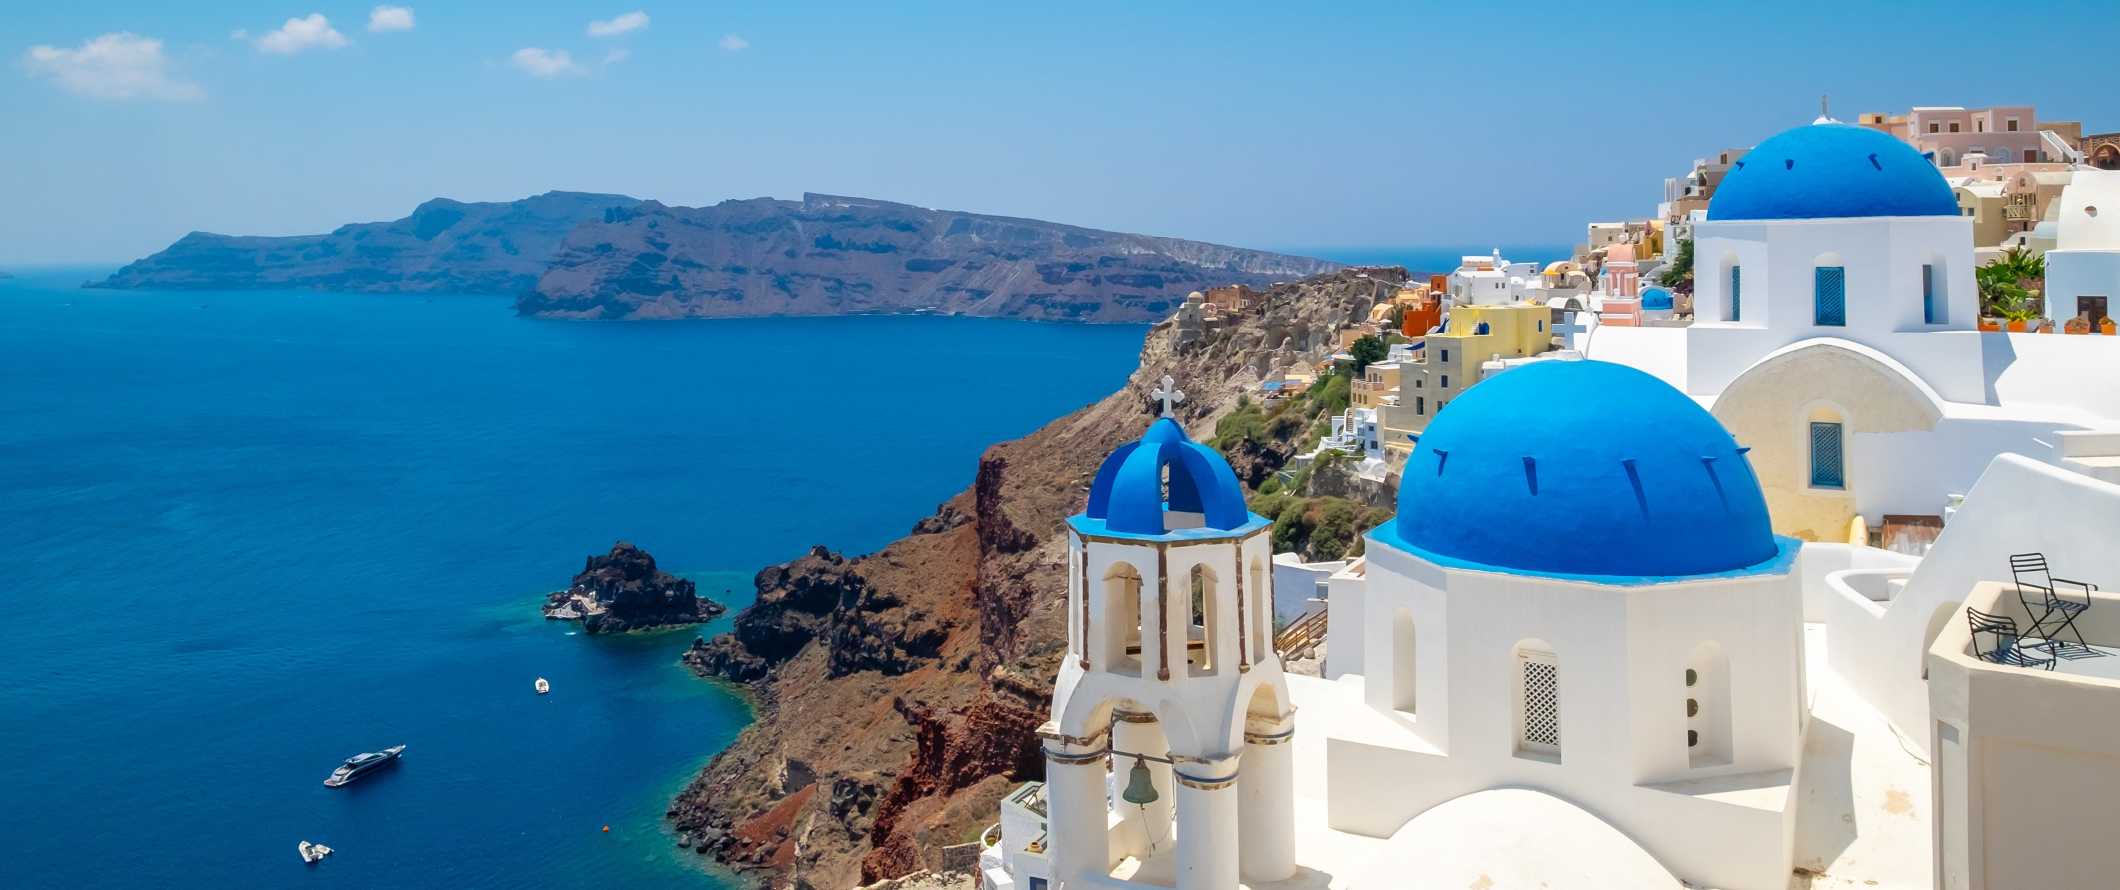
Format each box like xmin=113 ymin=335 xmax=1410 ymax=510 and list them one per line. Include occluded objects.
xmin=1553 ymin=311 xmax=1590 ymax=349
xmin=1152 ymin=375 xmax=1185 ymax=418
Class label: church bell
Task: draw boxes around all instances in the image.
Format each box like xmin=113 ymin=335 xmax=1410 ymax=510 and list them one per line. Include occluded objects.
xmin=1121 ymin=754 xmax=1159 ymax=806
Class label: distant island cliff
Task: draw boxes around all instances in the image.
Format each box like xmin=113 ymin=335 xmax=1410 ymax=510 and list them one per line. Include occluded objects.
xmin=91 ymin=191 xmax=638 ymax=295
xmin=519 ymin=193 xmax=1340 ymax=323
xmin=90 ymin=192 xmax=1338 ymax=323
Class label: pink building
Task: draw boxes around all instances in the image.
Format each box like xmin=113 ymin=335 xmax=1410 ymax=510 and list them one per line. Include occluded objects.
xmin=1600 ymin=242 xmax=1641 ymax=298
xmin=1905 ymin=106 xmax=2046 ymax=166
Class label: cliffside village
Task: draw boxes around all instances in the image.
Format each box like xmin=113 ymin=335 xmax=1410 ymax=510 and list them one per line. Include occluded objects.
xmin=968 ymin=105 xmax=2120 ymax=890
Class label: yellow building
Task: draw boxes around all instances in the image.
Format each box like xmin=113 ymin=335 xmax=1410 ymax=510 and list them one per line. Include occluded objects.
xmin=1955 ymin=181 xmax=2008 ymax=248
xmin=1380 ymin=302 xmax=1555 ymax=450
xmin=1352 ymin=360 xmax=1402 ymax=410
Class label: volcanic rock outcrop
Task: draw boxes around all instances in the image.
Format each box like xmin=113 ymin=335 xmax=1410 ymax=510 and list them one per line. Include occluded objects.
xmin=543 ymin=541 xmax=725 ymax=634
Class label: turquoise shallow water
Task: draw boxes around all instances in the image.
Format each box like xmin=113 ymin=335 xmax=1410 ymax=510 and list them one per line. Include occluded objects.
xmin=0 ymin=268 xmax=1146 ymax=889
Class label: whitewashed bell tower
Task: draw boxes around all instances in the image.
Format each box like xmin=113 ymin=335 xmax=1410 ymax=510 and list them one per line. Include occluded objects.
xmin=1042 ymin=377 xmax=1295 ymax=890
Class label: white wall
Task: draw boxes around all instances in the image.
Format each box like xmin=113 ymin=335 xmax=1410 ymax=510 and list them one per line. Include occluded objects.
xmin=1688 ymin=216 xmax=1985 ymax=402
xmin=1824 ymin=454 xmax=2120 ymax=755
xmin=1325 ymin=561 xmax=1370 ymax=681
xmin=2042 ymin=249 xmax=2120 ymax=325
xmin=1332 ymin=537 xmax=1806 ymax=889
xmin=1270 ymin=554 xmax=1341 ymax=627
xmin=1848 ymin=416 xmax=2079 ymax=525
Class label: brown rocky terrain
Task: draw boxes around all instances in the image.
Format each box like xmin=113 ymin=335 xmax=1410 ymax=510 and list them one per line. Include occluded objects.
xmin=668 ymin=267 xmax=1407 ymax=889
xmin=543 ymin=541 xmax=726 ymax=634
xmin=516 ymin=193 xmax=1340 ymax=322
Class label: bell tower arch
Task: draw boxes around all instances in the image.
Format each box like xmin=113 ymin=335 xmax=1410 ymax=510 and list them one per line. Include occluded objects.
xmin=1045 ymin=383 xmax=1296 ymax=890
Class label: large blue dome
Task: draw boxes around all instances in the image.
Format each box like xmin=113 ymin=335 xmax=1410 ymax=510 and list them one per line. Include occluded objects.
xmin=1386 ymin=360 xmax=1781 ymax=581
xmin=1707 ymin=123 xmax=1958 ymax=221
xmin=1083 ymin=418 xmax=1252 ymax=536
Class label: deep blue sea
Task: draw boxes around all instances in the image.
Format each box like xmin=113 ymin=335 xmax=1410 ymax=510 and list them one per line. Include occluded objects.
xmin=0 ymin=268 xmax=1146 ymax=890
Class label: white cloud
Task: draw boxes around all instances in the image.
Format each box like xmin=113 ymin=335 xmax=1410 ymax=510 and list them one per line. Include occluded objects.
xmin=718 ymin=34 xmax=749 ymax=52
xmin=22 ymin=32 xmax=203 ymax=101
xmin=229 ymin=29 xmax=249 ymax=41
xmin=603 ymin=48 xmax=630 ymax=65
xmin=256 ymin=14 xmax=349 ymax=54
xmin=586 ymin=11 xmax=648 ymax=38
xmin=368 ymin=6 xmax=415 ymax=33
xmin=510 ymin=47 xmax=585 ymax=78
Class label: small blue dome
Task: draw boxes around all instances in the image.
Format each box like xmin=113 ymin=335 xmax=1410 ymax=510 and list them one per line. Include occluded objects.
xmin=1708 ymin=123 xmax=1958 ymax=221
xmin=1085 ymin=418 xmax=1251 ymax=535
xmin=1389 ymin=360 xmax=1779 ymax=580
xmin=1640 ymin=286 xmax=1674 ymax=310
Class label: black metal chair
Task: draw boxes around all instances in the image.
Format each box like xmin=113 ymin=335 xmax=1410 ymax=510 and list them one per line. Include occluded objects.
xmin=1967 ymin=606 xmax=2056 ymax=670
xmin=2010 ymin=553 xmax=2097 ymax=653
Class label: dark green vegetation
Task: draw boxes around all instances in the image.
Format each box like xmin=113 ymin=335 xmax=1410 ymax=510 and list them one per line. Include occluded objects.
xmin=1657 ymin=237 xmax=1694 ymax=292
xmin=1977 ymin=246 xmax=2045 ymax=322
xmin=1210 ymin=370 xmax=1392 ymax=561
xmin=1347 ymin=334 xmax=1388 ymax=374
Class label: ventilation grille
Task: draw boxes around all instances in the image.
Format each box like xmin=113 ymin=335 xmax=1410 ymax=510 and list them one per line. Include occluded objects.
xmin=1521 ymin=657 xmax=1561 ymax=749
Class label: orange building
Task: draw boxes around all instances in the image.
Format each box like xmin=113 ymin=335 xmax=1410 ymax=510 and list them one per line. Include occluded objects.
xmin=1398 ymin=289 xmax=1443 ymax=337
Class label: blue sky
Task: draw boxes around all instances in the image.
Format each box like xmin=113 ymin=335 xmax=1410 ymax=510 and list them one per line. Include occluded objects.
xmin=5 ymin=2 xmax=2118 ymax=264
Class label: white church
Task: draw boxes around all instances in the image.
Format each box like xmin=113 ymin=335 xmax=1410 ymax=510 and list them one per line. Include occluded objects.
xmin=977 ymin=121 xmax=2120 ymax=890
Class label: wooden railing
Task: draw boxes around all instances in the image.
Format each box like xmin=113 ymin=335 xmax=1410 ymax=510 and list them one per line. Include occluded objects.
xmin=1275 ymin=609 xmax=1329 ymax=660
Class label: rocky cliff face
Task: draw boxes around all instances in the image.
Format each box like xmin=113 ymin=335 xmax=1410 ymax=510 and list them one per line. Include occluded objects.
xmin=516 ymin=193 xmax=1340 ymax=323
xmin=667 ymin=267 xmax=1404 ymax=888
xmin=543 ymin=541 xmax=726 ymax=634
xmin=92 ymin=191 xmax=639 ymax=294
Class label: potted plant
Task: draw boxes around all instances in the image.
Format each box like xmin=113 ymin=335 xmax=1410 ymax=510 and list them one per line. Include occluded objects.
xmin=1978 ymin=253 xmax=2044 ymax=333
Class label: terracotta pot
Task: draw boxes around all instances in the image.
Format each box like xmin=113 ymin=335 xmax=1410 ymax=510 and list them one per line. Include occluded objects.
xmin=2006 ymin=319 xmax=2028 ymax=333
xmin=1978 ymin=318 xmax=2003 ymax=332
xmin=2104 ymin=319 xmax=2118 ymax=336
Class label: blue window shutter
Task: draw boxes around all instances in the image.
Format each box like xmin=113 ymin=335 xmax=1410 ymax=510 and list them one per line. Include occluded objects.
xmin=1809 ymin=422 xmax=1845 ymax=488
xmin=1814 ymin=266 xmax=1846 ymax=326
xmin=1730 ymin=266 xmax=1742 ymax=321
xmin=1922 ymin=264 xmax=1936 ymax=324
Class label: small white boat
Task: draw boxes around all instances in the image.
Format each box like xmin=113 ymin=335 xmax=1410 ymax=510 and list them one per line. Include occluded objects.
xmin=298 ymin=840 xmax=334 ymax=864
xmin=535 ymin=677 xmax=550 ymax=695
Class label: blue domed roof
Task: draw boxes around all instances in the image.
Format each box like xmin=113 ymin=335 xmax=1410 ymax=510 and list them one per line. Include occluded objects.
xmin=1083 ymin=418 xmax=1252 ymax=536
xmin=1640 ymin=286 xmax=1674 ymax=310
xmin=1385 ymin=360 xmax=1782 ymax=581
xmin=1707 ymin=123 xmax=1958 ymax=221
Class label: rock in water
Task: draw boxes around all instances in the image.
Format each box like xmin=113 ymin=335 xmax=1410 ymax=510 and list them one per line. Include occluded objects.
xmin=543 ymin=541 xmax=726 ymax=634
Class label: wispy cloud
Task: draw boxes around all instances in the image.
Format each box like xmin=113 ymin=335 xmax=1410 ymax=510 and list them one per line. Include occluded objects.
xmin=368 ymin=5 xmax=415 ymax=33
xmin=718 ymin=34 xmax=749 ymax=52
xmin=603 ymin=48 xmax=631 ymax=65
xmin=256 ymin=14 xmax=349 ymax=54
xmin=511 ymin=47 xmax=586 ymax=78
xmin=229 ymin=29 xmax=250 ymax=41
xmin=22 ymin=32 xmax=203 ymax=101
xmin=586 ymin=11 xmax=649 ymax=38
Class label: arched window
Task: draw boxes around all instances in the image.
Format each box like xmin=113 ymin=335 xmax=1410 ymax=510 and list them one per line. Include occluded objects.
xmin=1687 ymin=642 xmax=1733 ymax=768
xmin=1103 ymin=563 xmax=1144 ymax=676
xmin=1249 ymin=557 xmax=1268 ymax=658
xmin=1727 ymin=262 xmax=1743 ymax=322
xmin=1513 ymin=640 xmax=1561 ymax=760
xmin=1814 ymin=264 xmax=1846 ymax=326
xmin=1923 ymin=257 xmax=1949 ymax=325
xmin=1187 ymin=563 xmax=1219 ymax=674
xmin=1809 ymin=407 xmax=1846 ymax=490
xmin=1392 ymin=609 xmax=1416 ymax=713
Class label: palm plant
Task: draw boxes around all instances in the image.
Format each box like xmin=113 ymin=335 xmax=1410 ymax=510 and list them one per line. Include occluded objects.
xmin=1978 ymin=248 xmax=2045 ymax=322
